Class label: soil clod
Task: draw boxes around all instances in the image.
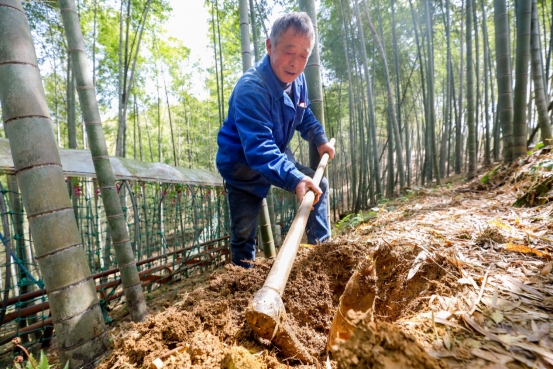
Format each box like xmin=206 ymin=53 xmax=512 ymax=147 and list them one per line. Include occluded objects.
xmin=333 ymin=312 xmax=446 ymax=369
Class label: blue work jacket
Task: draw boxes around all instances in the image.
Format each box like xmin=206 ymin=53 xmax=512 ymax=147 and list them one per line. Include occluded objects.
xmin=216 ymin=55 xmax=328 ymax=198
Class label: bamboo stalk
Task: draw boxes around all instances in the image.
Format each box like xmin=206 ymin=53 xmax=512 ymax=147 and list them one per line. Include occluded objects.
xmin=57 ymin=0 xmax=149 ymax=323
xmin=0 ymin=2 xmax=109 ymax=367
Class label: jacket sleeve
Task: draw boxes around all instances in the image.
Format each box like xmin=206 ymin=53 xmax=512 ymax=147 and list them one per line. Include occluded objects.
xmin=233 ymin=83 xmax=305 ymax=193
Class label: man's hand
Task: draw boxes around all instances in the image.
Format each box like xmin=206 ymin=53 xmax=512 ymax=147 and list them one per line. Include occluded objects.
xmin=295 ymin=176 xmax=322 ymax=205
xmin=317 ymin=142 xmax=335 ymax=161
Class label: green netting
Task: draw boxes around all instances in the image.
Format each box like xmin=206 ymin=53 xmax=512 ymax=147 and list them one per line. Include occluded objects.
xmin=0 ymin=176 xmax=297 ymax=360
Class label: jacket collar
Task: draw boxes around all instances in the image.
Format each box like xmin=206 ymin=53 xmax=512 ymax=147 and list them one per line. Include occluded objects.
xmin=258 ymin=55 xmax=300 ymax=107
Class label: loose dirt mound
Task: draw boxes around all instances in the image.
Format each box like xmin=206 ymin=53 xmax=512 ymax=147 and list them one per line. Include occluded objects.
xmin=98 ymin=241 xmax=368 ymax=368
xmin=97 ymin=236 xmax=457 ymax=368
xmin=333 ymin=313 xmax=445 ymax=369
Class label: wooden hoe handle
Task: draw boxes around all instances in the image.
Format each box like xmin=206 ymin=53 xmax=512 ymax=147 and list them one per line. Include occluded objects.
xmin=263 ymin=138 xmax=336 ymax=295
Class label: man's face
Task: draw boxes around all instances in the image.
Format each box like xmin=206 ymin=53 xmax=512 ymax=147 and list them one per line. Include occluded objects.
xmin=266 ymin=27 xmax=311 ymax=84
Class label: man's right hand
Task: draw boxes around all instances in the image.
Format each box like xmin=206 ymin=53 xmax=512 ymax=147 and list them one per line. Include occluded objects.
xmin=295 ymin=176 xmax=322 ymax=205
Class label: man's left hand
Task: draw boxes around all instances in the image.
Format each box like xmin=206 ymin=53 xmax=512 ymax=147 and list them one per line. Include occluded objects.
xmin=317 ymin=142 xmax=335 ymax=161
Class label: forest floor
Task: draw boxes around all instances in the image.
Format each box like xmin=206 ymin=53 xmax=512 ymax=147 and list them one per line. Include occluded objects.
xmin=54 ymin=147 xmax=553 ymax=368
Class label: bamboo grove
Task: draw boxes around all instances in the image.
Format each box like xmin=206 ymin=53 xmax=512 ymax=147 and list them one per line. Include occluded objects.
xmin=317 ymin=0 xmax=553 ymax=214
xmin=2 ymin=0 xmax=553 ymax=215
xmin=0 ymin=0 xmax=551 ymax=366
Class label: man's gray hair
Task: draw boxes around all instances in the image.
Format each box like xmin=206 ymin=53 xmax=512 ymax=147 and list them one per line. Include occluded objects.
xmin=269 ymin=12 xmax=315 ymax=52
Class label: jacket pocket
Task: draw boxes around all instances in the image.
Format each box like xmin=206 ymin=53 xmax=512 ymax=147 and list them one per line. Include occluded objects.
xmin=286 ymin=106 xmax=305 ymax=144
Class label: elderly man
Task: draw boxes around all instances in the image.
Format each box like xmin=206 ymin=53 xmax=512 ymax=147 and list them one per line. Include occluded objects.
xmin=216 ymin=12 xmax=335 ymax=268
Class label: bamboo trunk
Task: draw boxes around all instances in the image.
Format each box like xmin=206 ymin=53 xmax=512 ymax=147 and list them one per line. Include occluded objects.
xmin=456 ymin=0 xmax=465 ymax=173
xmin=531 ymin=0 xmax=553 ymax=143
xmin=238 ymin=0 xmax=275 ymax=256
xmin=467 ymin=0 xmax=477 ymax=179
xmin=512 ymin=0 xmax=532 ymax=159
xmin=364 ymin=2 xmax=405 ymax=193
xmin=299 ymin=0 xmax=326 ymax=171
xmin=58 ymin=0 xmax=148 ymax=322
xmin=481 ymin=0 xmax=492 ymax=165
xmin=353 ymin=0 xmax=380 ymax=200
xmin=337 ymin=0 xmax=358 ymax=207
xmin=425 ymin=0 xmax=441 ymax=184
xmin=494 ymin=0 xmax=514 ymax=163
xmin=0 ymin=2 xmax=109 ymax=367
xmin=472 ymin=0 xmax=480 ymax=164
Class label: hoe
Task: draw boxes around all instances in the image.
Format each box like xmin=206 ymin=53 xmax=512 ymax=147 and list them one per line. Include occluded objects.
xmin=245 ymin=138 xmax=336 ymax=364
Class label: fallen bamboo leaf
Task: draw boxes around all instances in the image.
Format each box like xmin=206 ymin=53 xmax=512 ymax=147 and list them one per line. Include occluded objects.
xmin=491 ymin=311 xmax=504 ymax=324
xmin=471 ymin=348 xmax=513 ymax=365
xmin=503 ymin=243 xmax=551 ymax=259
xmin=443 ymin=332 xmax=451 ymax=350
xmin=428 ymin=349 xmax=454 ymax=359
xmin=469 ymin=275 xmax=481 ymax=289
xmin=503 ymin=312 xmax=550 ymax=321
xmin=526 ymin=322 xmax=550 ymax=342
xmin=485 ymin=282 xmax=538 ymax=303
xmin=506 ymin=277 xmax=545 ymax=299
xmin=422 ymin=310 xmax=452 ymax=320
xmin=300 ymin=244 xmax=316 ymax=249
xmin=433 ymin=316 xmax=470 ymax=332
xmin=462 ymin=313 xmax=503 ymax=344
xmin=489 ymin=220 xmax=512 ymax=232
xmin=541 ymin=261 xmax=553 ymax=275
xmin=437 ymin=310 xmax=452 ymax=320
xmin=437 ymin=295 xmax=450 ymax=311
xmin=488 ymin=345 xmax=520 ymax=363
xmin=541 ymin=235 xmax=553 ymax=242
xmin=513 ymin=342 xmax=553 ymax=365
xmin=525 ymin=230 xmax=553 ymax=243
xmin=482 ymin=361 xmax=511 ymax=368
xmin=469 ymin=269 xmax=490 ymax=315
xmin=429 ymin=294 xmax=437 ymax=305
xmin=407 ymin=250 xmax=428 ymax=280
xmin=458 ymin=278 xmax=473 ymax=285
xmin=498 ymin=334 xmax=516 ymax=346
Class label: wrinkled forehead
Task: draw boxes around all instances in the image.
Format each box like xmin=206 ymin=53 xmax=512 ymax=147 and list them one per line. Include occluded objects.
xmin=277 ymin=26 xmax=313 ymax=52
